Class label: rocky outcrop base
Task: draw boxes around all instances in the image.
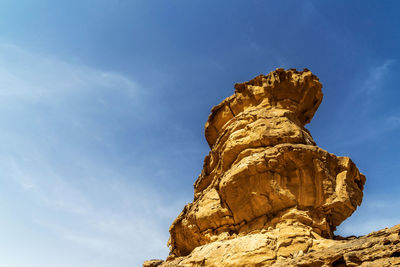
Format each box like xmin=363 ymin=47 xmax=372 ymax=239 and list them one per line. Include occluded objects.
xmin=144 ymin=224 xmax=400 ymax=267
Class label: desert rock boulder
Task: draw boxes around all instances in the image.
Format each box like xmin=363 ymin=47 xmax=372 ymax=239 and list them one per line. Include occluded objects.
xmin=142 ymin=69 xmax=398 ymax=267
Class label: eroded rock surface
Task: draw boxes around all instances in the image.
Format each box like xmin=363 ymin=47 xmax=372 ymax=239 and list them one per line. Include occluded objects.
xmin=142 ymin=68 xmax=396 ymax=267
xmin=145 ymin=224 xmax=400 ymax=266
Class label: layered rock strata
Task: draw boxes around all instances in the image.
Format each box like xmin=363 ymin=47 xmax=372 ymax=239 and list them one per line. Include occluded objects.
xmin=145 ymin=68 xmax=378 ymax=266
xmin=145 ymin=224 xmax=400 ymax=266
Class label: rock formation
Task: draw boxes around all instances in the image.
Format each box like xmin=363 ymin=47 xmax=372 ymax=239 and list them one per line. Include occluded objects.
xmin=144 ymin=69 xmax=400 ymax=266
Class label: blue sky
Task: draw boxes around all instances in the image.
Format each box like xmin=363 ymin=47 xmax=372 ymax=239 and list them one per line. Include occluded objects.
xmin=0 ymin=1 xmax=399 ymax=266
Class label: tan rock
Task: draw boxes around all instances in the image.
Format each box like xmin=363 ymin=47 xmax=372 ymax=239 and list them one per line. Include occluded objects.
xmin=157 ymin=224 xmax=400 ymax=266
xmin=144 ymin=68 xmax=398 ymax=266
xmin=143 ymin=259 xmax=163 ymax=267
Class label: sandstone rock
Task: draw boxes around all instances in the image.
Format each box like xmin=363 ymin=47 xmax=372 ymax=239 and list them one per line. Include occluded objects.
xmin=143 ymin=259 xmax=164 ymax=267
xmin=151 ymin=224 xmax=400 ymax=266
xmin=144 ymin=68 xmax=399 ymax=266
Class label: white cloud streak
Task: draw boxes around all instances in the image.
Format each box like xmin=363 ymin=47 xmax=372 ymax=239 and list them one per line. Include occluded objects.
xmin=364 ymin=59 xmax=396 ymax=95
xmin=0 ymin=43 xmax=175 ymax=267
xmin=0 ymin=44 xmax=136 ymax=101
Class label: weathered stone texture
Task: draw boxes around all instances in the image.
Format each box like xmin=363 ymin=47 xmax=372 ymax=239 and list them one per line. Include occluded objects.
xmin=149 ymin=224 xmax=400 ymax=266
xmin=144 ymin=68 xmax=398 ymax=266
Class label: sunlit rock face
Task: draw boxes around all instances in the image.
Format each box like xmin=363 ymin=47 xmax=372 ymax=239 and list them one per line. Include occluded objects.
xmin=144 ymin=69 xmax=384 ymax=267
xmin=167 ymin=68 xmax=365 ymax=257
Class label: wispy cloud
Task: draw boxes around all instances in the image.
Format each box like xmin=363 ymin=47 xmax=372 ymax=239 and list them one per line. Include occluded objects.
xmin=364 ymin=59 xmax=396 ymax=95
xmin=0 ymin=43 xmax=175 ymax=266
xmin=339 ymin=58 xmax=396 ymax=109
xmin=0 ymin=44 xmax=137 ymax=102
xmin=319 ymin=58 xmax=398 ymax=150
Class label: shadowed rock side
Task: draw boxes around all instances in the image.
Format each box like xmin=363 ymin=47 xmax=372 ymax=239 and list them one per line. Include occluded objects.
xmin=142 ymin=69 xmax=398 ymax=267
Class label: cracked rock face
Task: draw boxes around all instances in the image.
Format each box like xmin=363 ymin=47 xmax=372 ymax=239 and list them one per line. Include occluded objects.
xmin=145 ymin=69 xmax=375 ymax=266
